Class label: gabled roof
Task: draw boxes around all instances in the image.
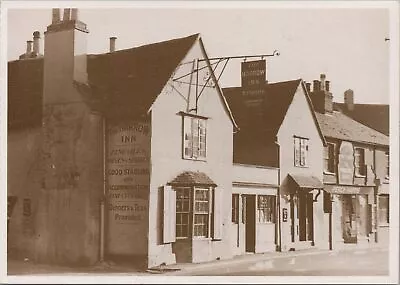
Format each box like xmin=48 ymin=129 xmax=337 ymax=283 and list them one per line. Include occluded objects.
xmin=87 ymin=34 xmax=199 ymax=119
xmin=315 ymin=110 xmax=389 ymax=147
xmin=9 ymin=33 xmax=237 ymax=130
xmin=333 ymin=102 xmax=389 ymax=136
xmin=223 ymin=79 xmax=326 ymax=144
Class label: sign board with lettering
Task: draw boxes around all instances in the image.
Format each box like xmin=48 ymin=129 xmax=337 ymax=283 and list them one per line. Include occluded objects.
xmin=338 ymin=141 xmax=354 ymax=185
xmin=106 ymin=121 xmax=150 ymax=255
xmin=282 ymin=208 xmax=288 ymax=222
xmin=241 ymin=60 xmax=266 ymax=107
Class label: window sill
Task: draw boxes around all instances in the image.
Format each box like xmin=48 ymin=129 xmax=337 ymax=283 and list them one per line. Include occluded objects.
xmin=182 ymin=157 xmax=207 ymax=162
xmin=354 ymin=174 xmax=366 ymax=178
xmin=378 ymin=223 xmax=389 ymax=228
xmin=294 ymin=165 xmax=309 ymax=168
xmin=323 ymin=171 xmax=336 ymax=176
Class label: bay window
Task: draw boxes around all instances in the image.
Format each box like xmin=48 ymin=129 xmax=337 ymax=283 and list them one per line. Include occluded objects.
xmin=324 ymin=143 xmax=336 ymax=173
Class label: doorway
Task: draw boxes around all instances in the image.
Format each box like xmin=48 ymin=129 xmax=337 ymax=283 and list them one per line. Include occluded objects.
xmin=244 ymin=195 xmax=256 ymax=252
xmin=343 ymin=195 xmax=357 ymax=243
xmin=298 ymin=192 xmax=314 ymax=242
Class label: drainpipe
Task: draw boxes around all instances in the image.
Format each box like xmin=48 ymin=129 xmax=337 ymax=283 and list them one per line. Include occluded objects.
xmin=276 ymin=143 xmax=282 ymax=252
xmin=99 ymin=116 xmax=107 ymax=262
xmin=373 ymin=146 xmax=378 ymax=243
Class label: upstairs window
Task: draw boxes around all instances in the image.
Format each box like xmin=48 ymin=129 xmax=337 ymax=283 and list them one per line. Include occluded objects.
xmin=354 ymin=147 xmax=366 ymax=176
xmin=294 ymin=136 xmax=309 ymax=167
xmin=385 ymin=151 xmax=389 ymax=178
xmin=183 ymin=115 xmax=207 ymax=160
xmin=324 ymin=143 xmax=336 ymax=173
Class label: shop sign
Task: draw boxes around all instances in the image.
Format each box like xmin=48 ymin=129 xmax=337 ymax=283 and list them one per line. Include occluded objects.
xmin=338 ymin=141 xmax=354 ymax=185
xmin=282 ymin=208 xmax=288 ymax=222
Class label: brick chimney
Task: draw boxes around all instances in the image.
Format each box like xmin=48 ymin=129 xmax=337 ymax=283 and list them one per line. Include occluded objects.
xmin=344 ymin=89 xmax=354 ymax=111
xmin=43 ymin=8 xmax=89 ymax=104
xmin=37 ymin=8 xmax=103 ymax=265
xmin=33 ymin=31 xmax=41 ymax=55
xmin=309 ymin=74 xmax=333 ymax=114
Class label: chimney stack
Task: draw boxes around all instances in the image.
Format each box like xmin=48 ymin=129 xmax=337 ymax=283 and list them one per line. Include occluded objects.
xmin=52 ymin=8 xmax=60 ymax=23
xmin=325 ymin=80 xmax=330 ymax=92
xmin=71 ymin=8 xmax=78 ymax=20
xmin=109 ymin=37 xmax=117 ymax=52
xmin=33 ymin=31 xmax=40 ymax=55
xmin=320 ymin=74 xmax=326 ymax=91
xmin=344 ymin=89 xmax=354 ymax=111
xmin=63 ymin=8 xmax=71 ymax=21
xmin=26 ymin=40 xmax=33 ymax=55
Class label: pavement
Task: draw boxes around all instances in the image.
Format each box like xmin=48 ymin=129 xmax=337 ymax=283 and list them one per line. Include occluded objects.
xmin=5 ymin=242 xmax=389 ymax=277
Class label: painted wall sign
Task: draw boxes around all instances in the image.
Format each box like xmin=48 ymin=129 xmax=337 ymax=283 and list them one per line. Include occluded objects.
xmin=107 ymin=121 xmax=150 ymax=255
xmin=282 ymin=208 xmax=288 ymax=222
xmin=241 ymin=60 xmax=266 ymax=107
xmin=338 ymin=141 xmax=354 ymax=185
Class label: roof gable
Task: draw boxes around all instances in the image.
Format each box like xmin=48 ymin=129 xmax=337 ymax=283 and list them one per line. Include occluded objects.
xmin=223 ymin=79 xmax=326 ymax=144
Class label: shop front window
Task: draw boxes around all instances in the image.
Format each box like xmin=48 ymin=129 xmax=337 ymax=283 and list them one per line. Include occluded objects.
xmin=257 ymin=195 xmax=276 ymax=223
xmin=378 ymin=195 xmax=389 ymax=225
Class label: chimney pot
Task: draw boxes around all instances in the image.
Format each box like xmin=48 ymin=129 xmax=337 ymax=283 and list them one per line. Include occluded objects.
xmin=26 ymin=40 xmax=33 ymax=55
xmin=313 ymin=80 xmax=321 ymax=92
xmin=109 ymin=37 xmax=117 ymax=52
xmin=33 ymin=31 xmax=40 ymax=55
xmin=52 ymin=8 xmax=60 ymax=23
xmin=306 ymin=82 xmax=311 ymax=93
xmin=325 ymin=80 xmax=330 ymax=92
xmin=63 ymin=8 xmax=71 ymax=21
xmin=320 ymin=73 xmax=326 ymax=91
xmin=71 ymin=8 xmax=78 ymax=20
xmin=344 ymin=89 xmax=354 ymax=111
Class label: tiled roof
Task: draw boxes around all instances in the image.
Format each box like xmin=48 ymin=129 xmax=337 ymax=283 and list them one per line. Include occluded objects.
xmin=223 ymin=79 xmax=302 ymax=136
xmin=333 ymin=103 xmax=389 ymax=136
xmin=87 ymin=34 xmax=199 ymax=119
xmin=169 ymin=171 xmax=217 ymax=186
xmin=288 ymin=174 xmax=324 ymax=189
xmin=315 ymin=110 xmax=389 ymax=146
xmin=8 ymin=34 xmax=199 ymax=129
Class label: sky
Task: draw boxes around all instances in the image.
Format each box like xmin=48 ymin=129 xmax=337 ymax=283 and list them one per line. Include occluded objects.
xmin=6 ymin=2 xmax=392 ymax=104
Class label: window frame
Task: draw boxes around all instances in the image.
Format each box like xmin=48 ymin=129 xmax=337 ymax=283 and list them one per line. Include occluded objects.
xmin=354 ymin=147 xmax=366 ymax=177
xmin=257 ymin=195 xmax=276 ymax=224
xmin=175 ymin=187 xmax=191 ymax=239
xmin=324 ymin=143 xmax=336 ymax=174
xmin=385 ymin=151 xmax=390 ymax=179
xmin=378 ymin=194 xmax=389 ymax=225
xmin=294 ymin=136 xmax=309 ymax=167
xmin=182 ymin=114 xmax=208 ymax=161
xmin=174 ymin=186 xmax=213 ymax=239
xmin=232 ymin=194 xmax=239 ymax=224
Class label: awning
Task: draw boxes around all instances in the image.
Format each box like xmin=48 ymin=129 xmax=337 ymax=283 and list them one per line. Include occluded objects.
xmin=324 ymin=184 xmax=373 ymax=195
xmin=168 ymin=171 xmax=217 ymax=187
xmin=288 ymin=174 xmax=323 ymax=190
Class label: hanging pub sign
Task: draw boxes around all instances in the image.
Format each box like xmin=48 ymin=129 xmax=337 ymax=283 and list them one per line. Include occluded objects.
xmin=338 ymin=141 xmax=354 ymax=185
xmin=241 ymin=59 xmax=266 ymax=107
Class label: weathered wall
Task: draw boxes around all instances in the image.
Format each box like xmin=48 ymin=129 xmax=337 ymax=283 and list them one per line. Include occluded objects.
xmin=277 ymin=85 xmax=325 ymax=251
xmin=147 ymin=39 xmax=234 ymax=268
xmin=7 ymin=127 xmax=42 ymax=258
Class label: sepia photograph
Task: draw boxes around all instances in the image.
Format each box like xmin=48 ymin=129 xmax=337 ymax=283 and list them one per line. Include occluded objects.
xmin=1 ymin=1 xmax=399 ymax=284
